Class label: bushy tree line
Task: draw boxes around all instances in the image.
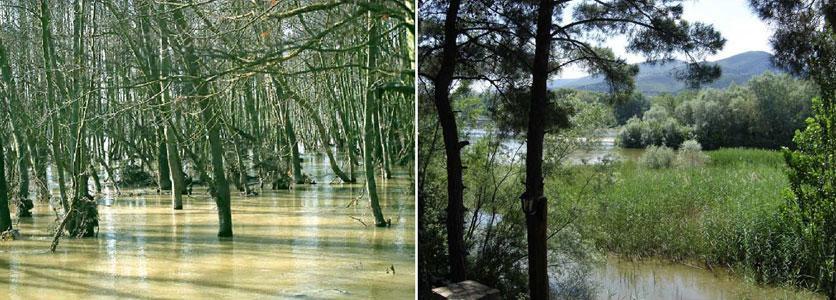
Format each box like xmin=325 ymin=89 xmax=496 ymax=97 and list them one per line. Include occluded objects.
xmin=618 ymin=72 xmax=817 ymax=149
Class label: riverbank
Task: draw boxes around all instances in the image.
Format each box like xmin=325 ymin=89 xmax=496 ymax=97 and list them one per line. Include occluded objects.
xmin=552 ymin=148 xmax=828 ymax=297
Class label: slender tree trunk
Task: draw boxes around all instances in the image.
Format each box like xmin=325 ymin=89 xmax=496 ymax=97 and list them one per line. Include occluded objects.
xmin=0 ymin=37 xmax=33 ymax=217
xmin=171 ymin=7 xmax=232 ymax=237
xmin=289 ymin=87 xmax=353 ymax=183
xmin=28 ymin=136 xmax=50 ymax=202
xmin=39 ymin=0 xmax=69 ymax=211
xmin=282 ymin=101 xmax=305 ymax=184
xmin=0 ymin=133 xmax=11 ymax=232
xmin=375 ymin=101 xmax=392 ymax=178
xmin=364 ymin=7 xmax=387 ymax=227
xmin=432 ymin=0 xmax=466 ymax=282
xmin=524 ymin=0 xmax=554 ymax=298
xmin=157 ymin=135 xmax=171 ymax=191
xmin=165 ymin=124 xmax=184 ymax=209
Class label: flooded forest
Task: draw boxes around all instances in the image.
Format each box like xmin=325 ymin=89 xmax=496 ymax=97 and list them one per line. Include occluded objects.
xmin=0 ymin=0 xmax=415 ymax=298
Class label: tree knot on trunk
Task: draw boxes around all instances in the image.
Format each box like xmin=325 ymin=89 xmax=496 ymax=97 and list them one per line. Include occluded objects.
xmin=520 ymin=192 xmax=546 ymax=216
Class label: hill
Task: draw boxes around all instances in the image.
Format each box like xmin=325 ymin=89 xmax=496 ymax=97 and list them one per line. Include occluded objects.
xmin=548 ymin=51 xmax=783 ymax=95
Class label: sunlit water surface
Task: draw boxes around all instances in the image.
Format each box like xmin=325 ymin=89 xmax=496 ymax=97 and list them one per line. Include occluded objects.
xmin=1 ymin=160 xmax=415 ymax=299
xmin=595 ymin=256 xmax=825 ymax=299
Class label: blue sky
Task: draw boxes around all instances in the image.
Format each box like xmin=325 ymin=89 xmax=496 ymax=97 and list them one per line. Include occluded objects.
xmin=558 ymin=0 xmax=773 ymax=79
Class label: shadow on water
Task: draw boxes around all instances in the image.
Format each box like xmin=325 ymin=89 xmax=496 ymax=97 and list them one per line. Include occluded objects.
xmin=1 ymin=156 xmax=414 ymax=299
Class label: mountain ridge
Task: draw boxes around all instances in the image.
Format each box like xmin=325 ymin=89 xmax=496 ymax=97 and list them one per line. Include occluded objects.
xmin=548 ymin=51 xmax=783 ymax=95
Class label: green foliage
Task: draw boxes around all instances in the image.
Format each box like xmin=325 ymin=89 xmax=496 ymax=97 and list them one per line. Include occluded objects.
xmin=618 ymin=72 xmax=816 ymax=150
xmin=419 ymin=96 xmax=610 ymax=297
xmin=638 ymin=145 xmax=675 ymax=169
xmin=566 ymin=149 xmax=787 ymax=258
xmin=489 ymin=88 xmax=576 ymax=134
xmin=676 ymin=139 xmax=709 ymax=167
xmin=617 ymin=104 xmax=691 ymax=148
xmin=544 ymin=93 xmax=614 ymax=170
xmin=558 ymin=148 xmax=832 ymax=294
xmin=779 ymin=96 xmax=836 ymax=293
xmin=612 ymin=92 xmax=650 ymax=125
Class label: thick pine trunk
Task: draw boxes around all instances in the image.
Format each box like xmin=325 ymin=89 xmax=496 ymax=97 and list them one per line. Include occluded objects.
xmin=432 ymin=0 xmax=466 ymax=283
xmin=524 ymin=0 xmax=554 ymax=298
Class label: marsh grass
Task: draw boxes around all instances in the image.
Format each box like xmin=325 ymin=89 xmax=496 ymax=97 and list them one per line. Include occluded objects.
xmin=553 ymin=148 xmax=817 ymax=288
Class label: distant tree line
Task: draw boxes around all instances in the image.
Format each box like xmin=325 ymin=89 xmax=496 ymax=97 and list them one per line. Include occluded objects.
xmin=618 ymin=72 xmax=817 ymax=150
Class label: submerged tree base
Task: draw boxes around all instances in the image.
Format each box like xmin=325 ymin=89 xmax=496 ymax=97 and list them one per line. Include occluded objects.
xmin=66 ymin=195 xmax=99 ymax=238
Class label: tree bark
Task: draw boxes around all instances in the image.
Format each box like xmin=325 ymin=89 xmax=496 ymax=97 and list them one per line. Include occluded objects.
xmin=0 ymin=133 xmax=11 ymax=232
xmin=171 ymin=6 xmax=232 ymax=237
xmin=0 ymin=36 xmax=33 ymax=218
xmin=282 ymin=102 xmax=305 ymax=184
xmin=524 ymin=0 xmax=554 ymax=298
xmin=39 ymin=0 xmax=69 ymax=211
xmin=432 ymin=0 xmax=466 ymax=283
xmin=364 ymin=7 xmax=387 ymax=227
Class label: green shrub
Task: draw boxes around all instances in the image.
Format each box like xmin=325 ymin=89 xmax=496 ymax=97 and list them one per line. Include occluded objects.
xmin=676 ymin=139 xmax=709 ymax=167
xmin=617 ymin=116 xmax=689 ymax=149
xmin=638 ymin=145 xmax=675 ymax=169
xmin=617 ymin=117 xmax=645 ymax=148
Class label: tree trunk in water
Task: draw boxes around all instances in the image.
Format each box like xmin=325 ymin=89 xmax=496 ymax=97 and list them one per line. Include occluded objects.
xmin=28 ymin=136 xmax=50 ymax=202
xmin=233 ymin=141 xmax=251 ymax=195
xmin=524 ymin=0 xmax=554 ymax=298
xmin=171 ymin=8 xmax=232 ymax=237
xmin=39 ymin=0 xmax=69 ymax=211
xmin=282 ymin=103 xmax=305 ymax=184
xmin=89 ymin=163 xmax=101 ymax=194
xmin=375 ymin=101 xmax=391 ymax=179
xmin=365 ymin=8 xmax=387 ymax=227
xmin=157 ymin=135 xmax=171 ymax=191
xmin=432 ymin=0 xmax=466 ymax=282
xmin=153 ymin=5 xmax=184 ymax=209
xmin=243 ymin=78 xmax=261 ymax=182
xmin=165 ymin=124 xmax=184 ymax=209
xmin=0 ymin=37 xmax=33 ymax=218
xmin=289 ymin=88 xmax=353 ymax=183
xmin=0 ymin=133 xmax=11 ymax=232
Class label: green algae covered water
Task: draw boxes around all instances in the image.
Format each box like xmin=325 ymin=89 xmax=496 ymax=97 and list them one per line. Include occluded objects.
xmin=0 ymin=159 xmax=415 ymax=299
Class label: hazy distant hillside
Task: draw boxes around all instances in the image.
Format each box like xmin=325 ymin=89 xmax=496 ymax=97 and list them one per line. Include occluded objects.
xmin=548 ymin=51 xmax=784 ymax=95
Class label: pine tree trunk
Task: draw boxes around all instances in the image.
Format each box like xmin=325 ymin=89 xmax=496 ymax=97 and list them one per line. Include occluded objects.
xmin=524 ymin=0 xmax=554 ymax=298
xmin=432 ymin=0 xmax=466 ymax=283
